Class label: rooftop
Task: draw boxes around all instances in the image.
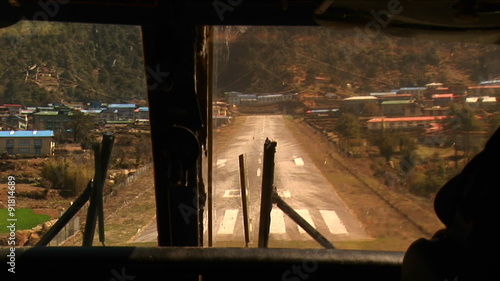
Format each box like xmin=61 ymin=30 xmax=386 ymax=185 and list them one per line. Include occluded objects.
xmin=0 ymin=130 xmax=54 ymax=138
xmin=367 ymin=116 xmax=447 ymax=123
xmin=432 ymin=94 xmax=454 ymax=98
xmin=469 ymin=85 xmax=500 ymax=89
xmin=479 ymin=80 xmax=500 ymax=85
xmin=344 ymin=96 xmax=378 ymax=101
xmin=370 ymin=92 xmax=395 ymax=96
xmin=108 ymin=104 xmax=137 ymax=109
xmin=482 ymin=97 xmax=497 ymax=102
xmin=381 ymin=100 xmax=413 ymax=105
xmin=33 ymin=111 xmax=73 ymax=116
xmin=399 ymin=87 xmax=426 ymax=91
xmin=466 ymin=97 xmax=480 ymax=102
xmin=81 ymin=109 xmax=104 ymax=114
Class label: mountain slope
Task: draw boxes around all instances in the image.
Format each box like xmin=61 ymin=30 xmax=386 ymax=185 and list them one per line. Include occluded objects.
xmin=0 ymin=21 xmax=146 ymax=106
xmin=214 ymin=26 xmax=500 ymax=96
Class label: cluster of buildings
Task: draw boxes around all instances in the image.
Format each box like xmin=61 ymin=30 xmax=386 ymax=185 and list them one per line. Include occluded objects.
xmin=340 ymin=82 xmax=499 ymax=132
xmin=0 ymin=102 xmax=150 ymax=156
xmin=0 ymin=102 xmax=150 ymax=131
xmin=225 ymin=91 xmax=297 ymax=106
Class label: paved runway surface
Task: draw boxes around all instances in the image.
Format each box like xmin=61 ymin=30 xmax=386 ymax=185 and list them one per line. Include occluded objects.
xmin=134 ymin=115 xmax=369 ymax=245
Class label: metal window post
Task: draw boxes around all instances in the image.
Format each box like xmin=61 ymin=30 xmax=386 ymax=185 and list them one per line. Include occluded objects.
xmin=258 ymin=138 xmax=277 ymax=248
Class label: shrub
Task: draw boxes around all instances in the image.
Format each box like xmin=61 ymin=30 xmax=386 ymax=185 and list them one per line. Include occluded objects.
xmin=407 ymin=169 xmax=443 ymax=197
xmin=40 ymin=158 xmax=93 ymax=196
xmin=406 ymin=155 xmax=458 ymax=198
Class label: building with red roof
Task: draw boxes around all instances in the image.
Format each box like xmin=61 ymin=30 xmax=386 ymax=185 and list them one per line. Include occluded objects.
xmin=366 ymin=116 xmax=448 ymax=131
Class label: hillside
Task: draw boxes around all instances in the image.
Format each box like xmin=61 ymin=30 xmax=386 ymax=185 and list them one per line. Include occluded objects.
xmin=1 ymin=23 xmax=499 ymax=106
xmin=0 ymin=21 xmax=147 ymax=106
xmin=214 ymin=26 xmax=500 ymax=96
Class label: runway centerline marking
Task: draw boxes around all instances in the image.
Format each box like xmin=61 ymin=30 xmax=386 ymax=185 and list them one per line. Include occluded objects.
xmin=223 ymin=189 xmax=240 ymax=198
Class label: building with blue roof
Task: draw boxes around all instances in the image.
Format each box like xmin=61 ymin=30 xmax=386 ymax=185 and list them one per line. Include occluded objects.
xmin=136 ymin=107 xmax=150 ymax=120
xmin=108 ymin=104 xmax=136 ymax=108
xmin=108 ymin=104 xmax=137 ymax=120
xmin=0 ymin=130 xmax=55 ymax=156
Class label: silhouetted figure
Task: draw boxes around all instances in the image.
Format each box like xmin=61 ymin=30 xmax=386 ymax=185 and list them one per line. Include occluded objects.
xmin=401 ymin=126 xmax=500 ymax=281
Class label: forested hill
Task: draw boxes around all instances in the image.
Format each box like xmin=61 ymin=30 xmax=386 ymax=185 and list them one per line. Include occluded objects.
xmin=1 ymin=23 xmax=499 ymax=106
xmin=0 ymin=21 xmax=146 ymax=106
xmin=215 ymin=26 xmax=500 ymax=96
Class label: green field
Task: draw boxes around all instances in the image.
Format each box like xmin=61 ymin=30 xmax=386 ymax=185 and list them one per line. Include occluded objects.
xmin=0 ymin=209 xmax=51 ymax=234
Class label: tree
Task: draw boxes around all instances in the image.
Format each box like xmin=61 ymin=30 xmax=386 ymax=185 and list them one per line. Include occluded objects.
xmin=63 ymin=110 xmax=95 ymax=146
xmin=335 ymin=113 xmax=361 ymax=139
xmin=369 ymin=132 xmax=394 ymax=162
xmin=2 ymin=80 xmax=20 ymax=103
xmin=379 ymin=137 xmax=395 ymax=162
xmin=446 ymin=103 xmax=487 ymax=162
xmin=406 ymin=153 xmax=457 ymax=198
xmin=370 ymin=132 xmax=416 ymax=162
xmin=449 ymin=103 xmax=484 ymax=132
xmin=335 ymin=113 xmax=362 ymax=155
xmin=396 ymin=132 xmax=417 ymax=158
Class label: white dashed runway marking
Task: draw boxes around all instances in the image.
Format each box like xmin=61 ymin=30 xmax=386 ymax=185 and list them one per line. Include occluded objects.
xmin=293 ymin=156 xmax=304 ymax=166
xmin=270 ymin=208 xmax=286 ymax=234
xmin=296 ymin=209 xmax=315 ymax=233
xmin=216 ymin=159 xmax=227 ymax=168
xmin=320 ymin=210 xmax=348 ymax=234
xmin=217 ymin=209 xmax=239 ymax=235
